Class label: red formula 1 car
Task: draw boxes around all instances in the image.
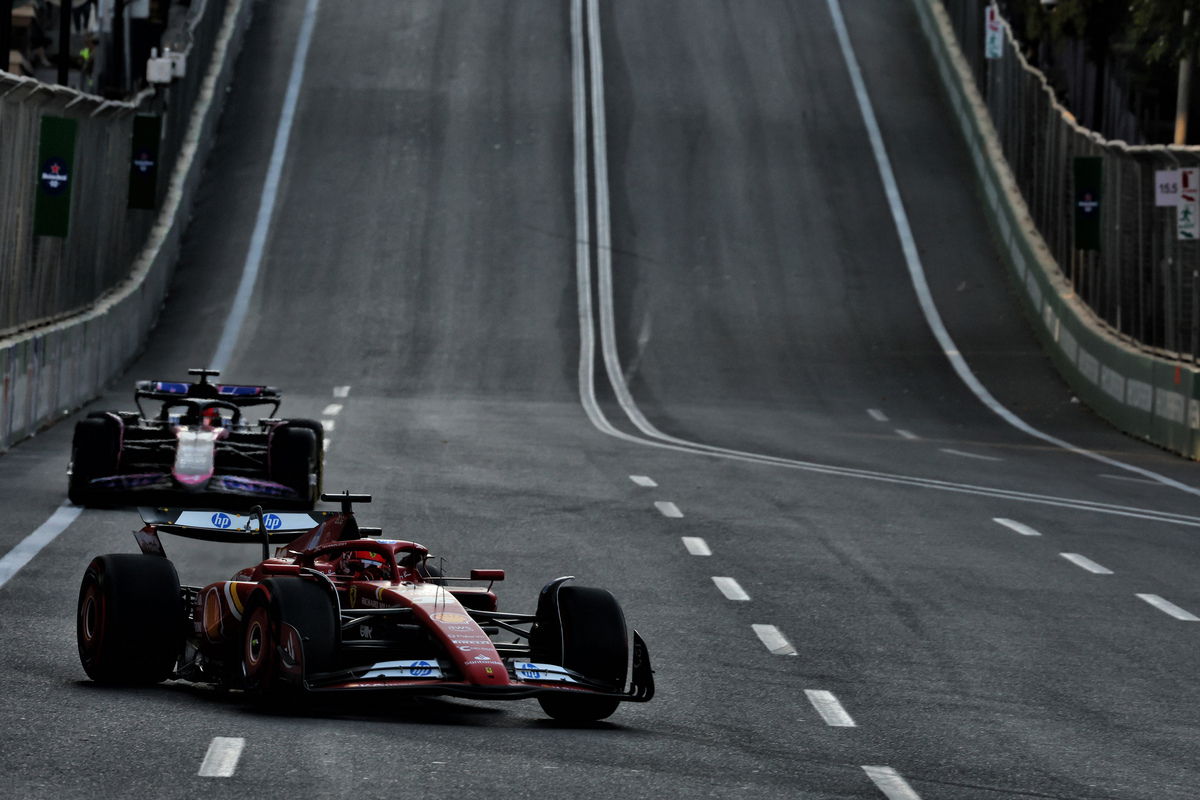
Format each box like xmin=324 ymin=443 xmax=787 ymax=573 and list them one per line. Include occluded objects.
xmin=76 ymin=493 xmax=654 ymax=721
xmin=68 ymin=368 xmax=323 ymax=509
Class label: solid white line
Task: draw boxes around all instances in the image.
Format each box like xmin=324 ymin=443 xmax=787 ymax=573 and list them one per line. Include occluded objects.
xmin=712 ymin=576 xmax=750 ymax=601
xmin=993 ymin=517 xmax=1043 ymax=536
xmin=333 ymin=385 xmax=351 ymax=398
xmin=682 ymin=536 xmax=712 ymax=556
xmin=655 ymin=501 xmax=683 ymax=518
xmin=0 ymin=504 xmax=84 ymax=590
xmin=629 ymin=475 xmax=658 ymax=487
xmin=1060 ymin=552 xmax=1113 ymax=575
xmin=895 ymin=429 xmax=919 ymax=440
xmin=752 ymin=624 xmax=797 ymax=656
xmin=569 ymin=0 xmax=1200 ymax=529
xmin=805 ymin=690 xmax=857 ymax=727
xmin=1136 ymin=594 xmax=1200 ymax=621
xmin=198 ymin=737 xmax=245 ymax=778
xmin=210 ymin=0 xmax=322 ymax=372
xmin=939 ymin=448 xmax=1003 ymax=462
xmin=1100 ymin=473 xmax=1159 ymax=486
xmin=823 ymin=0 xmax=1200 ymax=499
xmin=321 ymin=419 xmax=335 ymax=432
xmin=868 ymin=408 xmax=889 ymax=422
xmin=322 ymin=403 xmax=343 ymax=416
xmin=862 ymin=766 xmax=923 ymax=800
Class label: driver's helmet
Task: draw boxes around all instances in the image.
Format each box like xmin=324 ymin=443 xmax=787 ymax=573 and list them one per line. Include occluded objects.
xmin=340 ymin=550 xmax=387 ymax=579
xmin=201 ymin=407 xmax=223 ymax=428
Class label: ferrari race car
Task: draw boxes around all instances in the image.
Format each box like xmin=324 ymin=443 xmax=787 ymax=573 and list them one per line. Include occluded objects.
xmin=76 ymin=493 xmax=654 ymax=721
xmin=68 ymin=368 xmax=323 ymax=509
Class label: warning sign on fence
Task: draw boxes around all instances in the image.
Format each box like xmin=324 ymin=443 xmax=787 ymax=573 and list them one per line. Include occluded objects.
xmin=1179 ymin=168 xmax=1198 ymax=241
xmin=985 ymin=5 xmax=1003 ymax=60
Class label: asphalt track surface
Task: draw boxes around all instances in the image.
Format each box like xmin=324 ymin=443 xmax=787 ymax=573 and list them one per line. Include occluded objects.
xmin=2 ymin=1 xmax=1199 ymax=798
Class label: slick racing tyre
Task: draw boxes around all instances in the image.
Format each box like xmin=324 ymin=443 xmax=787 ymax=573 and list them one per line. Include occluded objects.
xmin=268 ymin=425 xmax=319 ymax=508
xmin=68 ymin=415 xmax=121 ymax=506
xmin=531 ymin=584 xmax=628 ymax=722
xmin=242 ymin=578 xmax=336 ymax=703
xmin=77 ymin=554 xmax=183 ymax=684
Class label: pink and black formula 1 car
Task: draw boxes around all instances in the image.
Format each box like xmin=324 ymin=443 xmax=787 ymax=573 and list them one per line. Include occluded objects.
xmin=68 ymin=368 xmax=323 ymax=509
xmin=76 ymin=493 xmax=654 ymax=722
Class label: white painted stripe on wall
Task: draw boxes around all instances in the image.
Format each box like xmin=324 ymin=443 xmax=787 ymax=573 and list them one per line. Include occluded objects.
xmin=198 ymin=737 xmax=245 ymax=778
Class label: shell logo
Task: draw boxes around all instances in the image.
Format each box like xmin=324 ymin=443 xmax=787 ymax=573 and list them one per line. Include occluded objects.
xmin=430 ymin=612 xmax=470 ymax=624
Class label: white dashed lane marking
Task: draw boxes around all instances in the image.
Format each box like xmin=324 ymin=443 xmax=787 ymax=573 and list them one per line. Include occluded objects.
xmin=629 ymin=475 xmax=658 ymax=487
xmin=993 ymin=518 xmax=1043 ymax=537
xmin=333 ymin=385 xmax=351 ymax=398
xmin=322 ymin=403 xmax=343 ymax=416
xmin=0 ymin=504 xmax=83 ymax=590
xmin=752 ymin=624 xmax=796 ymax=656
xmin=1059 ymin=553 xmax=1113 ymax=575
xmin=681 ymin=537 xmax=711 ymax=556
xmin=862 ymin=766 xmax=923 ymax=800
xmin=655 ymin=501 xmax=683 ymax=518
xmin=321 ymin=419 xmax=335 ymax=432
xmin=198 ymin=737 xmax=245 ymax=778
xmin=895 ymin=429 xmax=918 ymax=440
xmin=939 ymin=448 xmax=1002 ymax=462
xmin=805 ymin=690 xmax=856 ymax=727
xmin=867 ymin=408 xmax=888 ymax=422
xmin=712 ymin=576 xmax=750 ymax=601
xmin=1137 ymin=594 xmax=1200 ymax=621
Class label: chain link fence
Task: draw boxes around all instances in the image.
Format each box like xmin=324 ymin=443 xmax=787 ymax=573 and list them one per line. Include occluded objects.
xmin=941 ymin=0 xmax=1200 ymax=361
xmin=0 ymin=0 xmax=226 ymax=340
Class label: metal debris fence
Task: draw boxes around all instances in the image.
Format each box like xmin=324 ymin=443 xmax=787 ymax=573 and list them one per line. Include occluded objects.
xmin=0 ymin=0 xmax=226 ymax=340
xmin=940 ymin=0 xmax=1200 ymax=360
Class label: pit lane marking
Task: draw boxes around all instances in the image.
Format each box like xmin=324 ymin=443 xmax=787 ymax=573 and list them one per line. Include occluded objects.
xmin=1059 ymin=553 xmax=1113 ymax=575
xmin=752 ymin=624 xmax=796 ymax=656
xmin=629 ymin=475 xmax=657 ymax=487
xmin=939 ymin=448 xmax=1002 ymax=462
xmin=655 ymin=501 xmax=683 ymax=518
xmin=862 ymin=766 xmax=923 ymax=800
xmin=993 ymin=518 xmax=1043 ymax=537
xmin=322 ymin=403 xmax=343 ymax=416
xmin=0 ymin=503 xmax=83 ymax=590
xmin=682 ymin=536 xmax=711 ymax=556
xmin=333 ymin=385 xmax=351 ymax=398
xmin=712 ymin=576 xmax=750 ymax=601
xmin=895 ymin=429 xmax=919 ymax=440
xmin=198 ymin=737 xmax=245 ymax=778
xmin=805 ymin=690 xmax=857 ymax=727
xmin=1136 ymin=594 xmax=1200 ymax=621
xmin=867 ymin=408 xmax=889 ymax=422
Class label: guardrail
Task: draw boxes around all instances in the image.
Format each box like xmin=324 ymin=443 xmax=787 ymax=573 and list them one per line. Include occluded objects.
xmin=913 ymin=0 xmax=1200 ymax=459
xmin=0 ymin=0 xmax=253 ymax=452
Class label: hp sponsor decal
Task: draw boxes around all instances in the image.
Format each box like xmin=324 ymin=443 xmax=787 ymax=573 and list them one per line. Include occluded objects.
xmin=211 ymin=512 xmax=233 ymax=529
xmin=263 ymin=513 xmax=283 ymax=530
xmin=517 ymin=663 xmax=541 ymax=680
xmin=409 ymin=661 xmax=433 ymax=677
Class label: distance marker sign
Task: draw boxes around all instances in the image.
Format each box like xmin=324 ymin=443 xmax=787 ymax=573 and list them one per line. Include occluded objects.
xmin=34 ymin=116 xmax=78 ymax=237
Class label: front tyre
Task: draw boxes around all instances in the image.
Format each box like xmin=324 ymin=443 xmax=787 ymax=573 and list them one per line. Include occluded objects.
xmin=242 ymin=577 xmax=336 ymax=702
xmin=77 ymin=554 xmax=183 ymax=684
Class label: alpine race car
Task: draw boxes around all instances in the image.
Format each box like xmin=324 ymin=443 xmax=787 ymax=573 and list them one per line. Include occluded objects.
xmin=76 ymin=493 xmax=654 ymax=721
xmin=68 ymin=368 xmax=323 ymax=509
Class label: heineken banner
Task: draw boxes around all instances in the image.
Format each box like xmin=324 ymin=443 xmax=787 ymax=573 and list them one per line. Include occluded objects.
xmin=128 ymin=114 xmax=162 ymax=210
xmin=33 ymin=116 xmax=78 ymax=238
xmin=1073 ymin=156 xmax=1103 ymax=251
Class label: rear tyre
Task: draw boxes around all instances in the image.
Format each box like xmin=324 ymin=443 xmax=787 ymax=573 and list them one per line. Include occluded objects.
xmin=68 ymin=416 xmax=121 ymax=506
xmin=531 ymin=585 xmax=628 ymax=722
xmin=242 ymin=578 xmax=336 ymax=703
xmin=77 ymin=554 xmax=183 ymax=684
xmin=268 ymin=426 xmax=319 ymax=508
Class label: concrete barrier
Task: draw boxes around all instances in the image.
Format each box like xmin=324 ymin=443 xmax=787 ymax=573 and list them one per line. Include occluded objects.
xmin=911 ymin=0 xmax=1200 ymax=459
xmin=0 ymin=0 xmax=252 ymax=452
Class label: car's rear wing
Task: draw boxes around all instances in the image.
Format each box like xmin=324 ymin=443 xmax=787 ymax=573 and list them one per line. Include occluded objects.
xmin=133 ymin=370 xmax=283 ymax=417
xmin=138 ymin=507 xmax=337 ymax=544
